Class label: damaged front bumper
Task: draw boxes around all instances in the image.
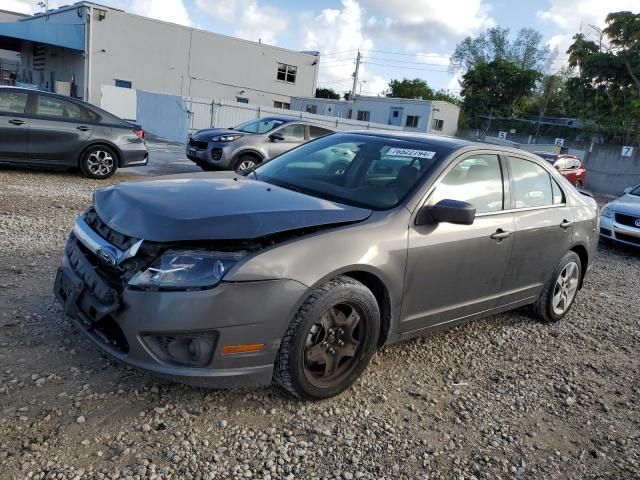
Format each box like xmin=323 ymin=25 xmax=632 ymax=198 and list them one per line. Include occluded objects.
xmin=54 ymin=231 xmax=308 ymax=388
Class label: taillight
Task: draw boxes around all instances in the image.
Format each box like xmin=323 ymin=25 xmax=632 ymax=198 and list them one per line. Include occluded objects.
xmin=134 ymin=129 xmax=145 ymax=139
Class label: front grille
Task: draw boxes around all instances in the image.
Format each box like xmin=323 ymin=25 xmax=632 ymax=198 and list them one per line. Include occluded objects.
xmin=615 ymin=232 xmax=640 ymax=245
xmin=211 ymin=148 xmax=222 ymax=160
xmin=85 ymin=208 xmax=137 ymax=251
xmin=189 ymin=138 xmax=209 ymax=150
xmin=615 ymin=212 xmax=640 ymax=228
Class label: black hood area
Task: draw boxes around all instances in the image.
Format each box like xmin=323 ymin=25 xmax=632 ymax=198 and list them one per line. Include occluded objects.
xmin=93 ymin=172 xmax=372 ymax=242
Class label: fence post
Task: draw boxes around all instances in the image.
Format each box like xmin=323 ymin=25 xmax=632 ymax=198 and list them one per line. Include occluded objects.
xmin=257 ymin=106 xmax=261 ymax=119
xmin=210 ymin=100 xmax=214 ymax=128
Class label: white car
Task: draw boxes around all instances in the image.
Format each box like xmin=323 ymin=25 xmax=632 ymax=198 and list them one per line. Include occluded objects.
xmin=600 ymin=184 xmax=640 ymax=247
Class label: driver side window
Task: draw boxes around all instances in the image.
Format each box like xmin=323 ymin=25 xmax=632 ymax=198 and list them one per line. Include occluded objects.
xmin=277 ymin=124 xmax=305 ymax=141
xmin=428 ymin=154 xmax=504 ymax=214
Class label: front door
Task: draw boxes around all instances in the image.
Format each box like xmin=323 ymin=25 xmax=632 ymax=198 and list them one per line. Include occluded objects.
xmin=268 ymin=123 xmax=306 ymax=158
xmin=400 ymin=152 xmax=515 ymax=333
xmin=500 ymin=155 xmax=574 ymax=304
xmin=28 ymin=94 xmax=94 ymax=164
xmin=388 ymin=108 xmax=402 ymax=126
xmin=0 ymin=90 xmax=30 ymax=160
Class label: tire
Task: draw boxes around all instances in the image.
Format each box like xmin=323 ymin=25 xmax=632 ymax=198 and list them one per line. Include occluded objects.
xmin=233 ymin=155 xmax=260 ymax=173
xmin=575 ymin=180 xmax=583 ymax=188
xmin=273 ymin=276 xmax=380 ymax=400
xmin=79 ymin=145 xmax=118 ymax=179
xmin=533 ymin=251 xmax=582 ymax=323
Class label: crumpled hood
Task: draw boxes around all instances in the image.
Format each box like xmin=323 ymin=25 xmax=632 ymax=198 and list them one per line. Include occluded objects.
xmin=610 ymin=194 xmax=640 ymax=214
xmin=93 ymin=172 xmax=372 ymax=242
xmin=191 ymin=128 xmax=248 ymax=140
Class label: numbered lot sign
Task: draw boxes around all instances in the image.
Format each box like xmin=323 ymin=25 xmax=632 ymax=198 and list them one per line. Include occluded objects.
xmin=621 ymin=146 xmax=634 ymax=157
xmin=498 ymin=131 xmax=507 ymax=140
xmin=554 ymin=138 xmax=564 ymax=147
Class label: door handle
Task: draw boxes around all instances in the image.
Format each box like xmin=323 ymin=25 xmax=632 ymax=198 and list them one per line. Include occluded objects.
xmin=560 ymin=220 xmax=572 ymax=229
xmin=491 ymin=229 xmax=512 ymax=241
xmin=76 ymin=126 xmax=91 ymax=131
xmin=8 ymin=119 xmax=25 ymax=125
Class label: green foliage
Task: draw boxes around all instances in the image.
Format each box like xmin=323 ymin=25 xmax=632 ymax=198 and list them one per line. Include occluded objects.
xmin=315 ymin=87 xmax=340 ymax=100
xmin=452 ymin=27 xmax=552 ymax=72
xmin=386 ymin=78 xmax=461 ymax=105
xmin=460 ymin=59 xmax=540 ymax=127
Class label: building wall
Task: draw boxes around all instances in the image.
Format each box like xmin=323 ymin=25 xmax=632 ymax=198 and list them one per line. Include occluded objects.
xmin=85 ymin=5 xmax=318 ymax=106
xmin=290 ymin=97 xmax=350 ymax=117
xmin=17 ymin=42 xmax=84 ymax=95
xmin=429 ymin=101 xmax=460 ymax=136
xmin=0 ymin=9 xmax=29 ymax=22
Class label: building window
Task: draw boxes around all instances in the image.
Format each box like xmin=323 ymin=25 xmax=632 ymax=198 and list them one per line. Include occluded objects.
xmin=357 ymin=110 xmax=371 ymax=121
xmin=114 ymin=79 xmax=132 ymax=89
xmin=273 ymin=100 xmax=290 ymax=109
xmin=432 ymin=118 xmax=444 ymax=131
xmin=306 ymin=104 xmax=318 ymax=114
xmin=236 ymin=97 xmax=249 ymax=104
xmin=406 ymin=115 xmax=420 ymax=128
xmin=277 ymin=63 xmax=297 ymax=83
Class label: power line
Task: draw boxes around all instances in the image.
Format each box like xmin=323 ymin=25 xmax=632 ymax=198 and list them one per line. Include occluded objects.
xmin=362 ymin=61 xmax=453 ymax=72
xmin=365 ymin=56 xmax=452 ymax=67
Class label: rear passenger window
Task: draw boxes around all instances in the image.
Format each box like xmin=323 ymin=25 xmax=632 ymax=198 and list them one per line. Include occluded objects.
xmin=36 ymin=96 xmax=82 ymax=119
xmin=508 ymin=157 xmax=554 ymax=208
xmin=428 ymin=154 xmax=504 ymax=214
xmin=309 ymin=126 xmax=333 ymax=139
xmin=0 ymin=91 xmax=28 ymax=114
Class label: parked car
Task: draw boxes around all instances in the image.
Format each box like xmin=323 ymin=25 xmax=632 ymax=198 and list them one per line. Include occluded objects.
xmin=54 ymin=132 xmax=598 ymax=400
xmin=0 ymin=87 xmax=147 ymax=179
xmin=534 ymin=151 xmax=587 ymax=188
xmin=186 ymin=117 xmax=336 ymax=172
xmin=600 ymin=184 xmax=640 ymax=247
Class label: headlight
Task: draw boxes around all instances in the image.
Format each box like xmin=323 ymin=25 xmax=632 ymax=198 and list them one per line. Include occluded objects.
xmin=600 ymin=205 xmax=613 ymax=218
xmin=128 ymin=250 xmax=246 ymax=289
xmin=212 ymin=134 xmax=242 ymax=142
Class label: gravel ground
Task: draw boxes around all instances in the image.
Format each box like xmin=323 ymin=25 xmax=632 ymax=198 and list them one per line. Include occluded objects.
xmin=0 ymin=154 xmax=639 ymax=480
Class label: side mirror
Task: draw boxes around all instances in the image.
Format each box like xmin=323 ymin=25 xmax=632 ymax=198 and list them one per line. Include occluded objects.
xmin=269 ymin=132 xmax=285 ymax=142
xmin=415 ymin=199 xmax=476 ymax=226
xmin=624 ymin=187 xmax=632 ymax=194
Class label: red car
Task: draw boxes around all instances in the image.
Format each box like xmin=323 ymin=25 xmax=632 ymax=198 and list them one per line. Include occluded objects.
xmin=534 ymin=152 xmax=587 ymax=188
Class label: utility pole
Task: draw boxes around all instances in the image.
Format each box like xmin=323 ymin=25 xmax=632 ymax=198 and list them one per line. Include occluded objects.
xmin=350 ymin=50 xmax=361 ymax=102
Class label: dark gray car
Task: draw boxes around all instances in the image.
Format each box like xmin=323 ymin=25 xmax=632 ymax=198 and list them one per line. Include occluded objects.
xmin=54 ymin=132 xmax=598 ymax=400
xmin=187 ymin=117 xmax=336 ymax=172
xmin=0 ymin=87 xmax=148 ymax=179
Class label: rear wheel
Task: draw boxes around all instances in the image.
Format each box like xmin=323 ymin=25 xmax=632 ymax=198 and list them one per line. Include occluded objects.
xmin=233 ymin=155 xmax=259 ymax=173
xmin=533 ymin=251 xmax=582 ymax=323
xmin=575 ymin=180 xmax=583 ymax=188
xmin=79 ymin=145 xmax=118 ymax=179
xmin=273 ymin=276 xmax=380 ymax=400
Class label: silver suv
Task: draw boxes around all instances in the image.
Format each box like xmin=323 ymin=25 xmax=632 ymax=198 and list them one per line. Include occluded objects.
xmin=186 ymin=117 xmax=335 ymax=172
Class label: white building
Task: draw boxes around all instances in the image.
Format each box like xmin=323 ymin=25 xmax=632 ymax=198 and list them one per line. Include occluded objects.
xmin=0 ymin=2 xmax=319 ymax=107
xmin=291 ymin=95 xmax=460 ymax=136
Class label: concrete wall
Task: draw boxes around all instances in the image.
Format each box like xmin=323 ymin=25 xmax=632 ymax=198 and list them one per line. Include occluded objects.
xmin=0 ymin=9 xmax=29 ymax=22
xmin=583 ymin=145 xmax=640 ymax=196
xmin=430 ymin=101 xmax=460 ymax=136
xmin=290 ymin=97 xmax=349 ymax=117
xmin=85 ymin=5 xmax=318 ymax=107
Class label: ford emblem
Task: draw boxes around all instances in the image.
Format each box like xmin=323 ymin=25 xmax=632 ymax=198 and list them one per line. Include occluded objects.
xmin=96 ymin=248 xmax=117 ymax=267
xmin=635 ymin=218 xmax=640 ymax=228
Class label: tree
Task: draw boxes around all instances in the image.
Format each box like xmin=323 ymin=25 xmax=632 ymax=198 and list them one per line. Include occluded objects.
xmin=452 ymin=27 xmax=551 ymax=72
xmin=460 ymin=59 xmax=540 ymax=127
xmin=315 ymin=87 xmax=340 ymax=100
xmin=386 ymin=78 xmax=435 ymax=99
xmin=563 ymin=11 xmax=640 ymax=143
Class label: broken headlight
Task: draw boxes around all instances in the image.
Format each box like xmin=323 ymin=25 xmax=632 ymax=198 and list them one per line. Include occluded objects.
xmin=128 ymin=250 xmax=245 ymax=289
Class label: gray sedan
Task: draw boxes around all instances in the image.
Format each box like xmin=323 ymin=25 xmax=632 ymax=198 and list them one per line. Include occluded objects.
xmin=0 ymin=87 xmax=148 ymax=179
xmin=186 ymin=117 xmax=336 ymax=172
xmin=600 ymin=184 xmax=640 ymax=247
xmin=54 ymin=132 xmax=598 ymax=400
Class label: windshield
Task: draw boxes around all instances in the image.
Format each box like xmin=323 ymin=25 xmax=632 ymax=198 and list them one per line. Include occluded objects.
xmin=235 ymin=118 xmax=286 ymax=134
xmin=630 ymin=185 xmax=640 ymax=196
xmin=254 ymin=133 xmax=452 ymax=210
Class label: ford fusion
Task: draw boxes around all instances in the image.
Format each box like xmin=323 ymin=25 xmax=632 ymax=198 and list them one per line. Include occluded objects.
xmin=54 ymin=132 xmax=598 ymax=400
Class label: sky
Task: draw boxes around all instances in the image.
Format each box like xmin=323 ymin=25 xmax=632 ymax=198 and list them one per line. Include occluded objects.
xmin=6 ymin=0 xmax=640 ymax=96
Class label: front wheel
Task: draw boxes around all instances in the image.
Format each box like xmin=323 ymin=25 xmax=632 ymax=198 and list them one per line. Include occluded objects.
xmin=233 ymin=155 xmax=259 ymax=173
xmin=79 ymin=145 xmax=118 ymax=179
xmin=273 ymin=276 xmax=380 ymax=400
xmin=533 ymin=251 xmax=582 ymax=323
xmin=575 ymin=180 xmax=583 ymax=188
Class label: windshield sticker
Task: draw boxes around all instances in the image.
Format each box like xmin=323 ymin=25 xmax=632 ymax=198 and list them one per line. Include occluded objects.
xmin=386 ymin=148 xmax=436 ymax=159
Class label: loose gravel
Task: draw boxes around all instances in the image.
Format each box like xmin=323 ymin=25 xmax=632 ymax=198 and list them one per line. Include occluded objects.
xmin=0 ymin=161 xmax=639 ymax=480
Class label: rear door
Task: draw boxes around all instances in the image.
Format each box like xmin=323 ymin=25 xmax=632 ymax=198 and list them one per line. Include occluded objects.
xmin=0 ymin=89 xmax=30 ymax=160
xmin=27 ymin=94 xmax=94 ymax=165
xmin=500 ymin=155 xmax=574 ymax=304
xmin=268 ymin=123 xmax=306 ymax=158
xmin=400 ymin=152 xmax=515 ymax=333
